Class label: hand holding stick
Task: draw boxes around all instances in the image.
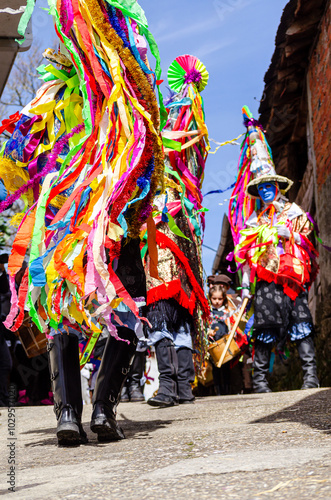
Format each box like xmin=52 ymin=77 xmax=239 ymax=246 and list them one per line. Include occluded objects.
xmin=216 ymin=297 xmax=249 ymax=368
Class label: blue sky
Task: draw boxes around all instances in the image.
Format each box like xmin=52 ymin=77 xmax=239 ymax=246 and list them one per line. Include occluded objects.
xmin=32 ymin=0 xmax=288 ymax=275
xmin=140 ymin=0 xmax=288 ymax=276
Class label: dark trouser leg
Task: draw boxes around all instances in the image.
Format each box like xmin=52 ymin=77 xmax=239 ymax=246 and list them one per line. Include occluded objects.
xmin=26 ymin=353 xmax=51 ymax=404
xmin=0 ymin=334 xmax=12 ymax=406
xmin=252 ymin=340 xmax=272 ymax=393
xmin=91 ymin=327 xmax=137 ymax=441
xmin=229 ymin=361 xmax=243 ymax=395
xmin=220 ymin=364 xmax=231 ymax=395
xmin=177 ymin=347 xmax=195 ymax=403
xmin=242 ymin=352 xmax=253 ymax=393
xmin=296 ymin=336 xmax=319 ymax=389
xmin=147 ymin=338 xmax=179 ymax=407
xmin=128 ymin=351 xmax=145 ymax=402
xmin=212 ymin=365 xmax=221 ymax=395
xmin=48 ymin=333 xmax=87 ymax=445
xmin=115 ymin=237 xmax=146 ymax=405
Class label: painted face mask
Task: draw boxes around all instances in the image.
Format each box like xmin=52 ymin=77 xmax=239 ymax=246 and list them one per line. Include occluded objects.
xmin=257 ymin=182 xmax=278 ymax=203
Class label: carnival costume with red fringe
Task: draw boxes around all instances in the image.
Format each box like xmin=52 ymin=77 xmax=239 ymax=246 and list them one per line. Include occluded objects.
xmin=142 ymin=55 xmax=210 ymax=407
xmin=228 ymin=107 xmax=319 ymax=393
xmin=229 ymin=107 xmax=318 ymax=303
xmin=144 ymin=55 xmax=210 ymax=328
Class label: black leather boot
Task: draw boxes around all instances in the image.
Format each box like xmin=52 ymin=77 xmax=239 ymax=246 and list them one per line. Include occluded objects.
xmin=177 ymin=348 xmax=195 ymax=404
xmin=128 ymin=351 xmax=145 ymax=402
xmin=252 ymin=340 xmax=272 ymax=393
xmin=120 ymin=385 xmax=130 ymax=402
xmin=90 ymin=327 xmax=137 ymax=441
xmin=48 ymin=333 xmax=87 ymax=446
xmin=147 ymin=338 xmax=179 ymax=407
xmin=296 ymin=336 xmax=319 ymax=389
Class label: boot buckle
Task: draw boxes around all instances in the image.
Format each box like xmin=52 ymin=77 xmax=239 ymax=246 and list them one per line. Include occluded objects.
xmin=50 ymin=371 xmax=59 ymax=382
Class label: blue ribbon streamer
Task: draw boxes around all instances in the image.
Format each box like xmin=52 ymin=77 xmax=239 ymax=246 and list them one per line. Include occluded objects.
xmin=204 ymin=182 xmax=236 ymax=197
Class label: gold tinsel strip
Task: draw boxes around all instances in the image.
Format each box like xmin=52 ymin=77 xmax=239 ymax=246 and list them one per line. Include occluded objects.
xmin=82 ymin=0 xmax=164 ymax=237
xmin=83 ymin=0 xmax=160 ymax=130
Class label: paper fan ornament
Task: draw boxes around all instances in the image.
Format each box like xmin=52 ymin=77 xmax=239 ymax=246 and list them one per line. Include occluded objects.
xmin=167 ymin=54 xmax=209 ymax=93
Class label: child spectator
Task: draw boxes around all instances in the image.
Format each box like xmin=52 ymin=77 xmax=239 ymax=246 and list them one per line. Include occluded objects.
xmin=208 ymin=284 xmax=244 ymax=395
xmin=208 ymin=285 xmax=229 ymax=342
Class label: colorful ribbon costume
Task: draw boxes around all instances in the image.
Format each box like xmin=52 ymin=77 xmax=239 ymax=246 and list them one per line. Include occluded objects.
xmin=229 ymin=106 xmax=318 ymax=301
xmin=143 ymin=55 xmax=210 ymax=327
xmin=140 ymin=55 xmax=210 ymax=407
xmin=0 ymin=0 xmax=164 ymax=365
xmin=228 ymin=106 xmax=320 ymax=393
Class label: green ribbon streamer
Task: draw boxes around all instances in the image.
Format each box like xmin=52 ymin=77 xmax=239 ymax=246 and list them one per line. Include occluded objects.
xmin=27 ymin=181 xmax=56 ymax=331
xmin=16 ymin=0 xmax=36 ymax=44
xmin=183 ymin=197 xmax=201 ymax=237
xmin=27 ymin=273 xmax=43 ymax=331
xmin=104 ymin=0 xmax=148 ymax=27
xmin=37 ymin=65 xmax=58 ymax=83
xmin=140 ymin=242 xmax=148 ymax=259
xmin=162 ymin=137 xmax=182 ymax=152
xmin=105 ymin=0 xmax=167 ymax=129
xmin=49 ymin=7 xmax=91 ymax=171
xmin=167 ymin=213 xmax=190 ymax=241
xmin=165 ymin=165 xmax=186 ymax=213
xmin=141 ymin=28 xmax=167 ymax=130
xmin=80 ymin=330 xmax=101 ymax=367
xmin=164 ymin=165 xmax=202 ymax=237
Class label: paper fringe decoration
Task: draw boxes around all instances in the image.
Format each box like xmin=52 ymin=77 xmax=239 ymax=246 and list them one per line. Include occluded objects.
xmin=145 ymin=58 xmax=210 ymax=326
xmin=168 ymin=54 xmax=209 ymax=93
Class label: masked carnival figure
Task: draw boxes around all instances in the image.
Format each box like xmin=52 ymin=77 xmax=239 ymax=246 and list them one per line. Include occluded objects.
xmin=228 ymin=107 xmax=319 ymax=393
xmin=0 ymin=0 xmax=164 ymax=444
xmin=143 ymin=55 xmax=210 ymax=407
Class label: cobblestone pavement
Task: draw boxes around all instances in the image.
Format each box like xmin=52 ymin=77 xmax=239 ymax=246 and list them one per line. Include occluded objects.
xmin=1 ymin=388 xmax=330 ymax=499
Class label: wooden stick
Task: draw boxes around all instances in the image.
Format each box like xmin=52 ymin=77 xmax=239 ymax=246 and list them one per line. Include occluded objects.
xmin=216 ymin=297 xmax=249 ymax=368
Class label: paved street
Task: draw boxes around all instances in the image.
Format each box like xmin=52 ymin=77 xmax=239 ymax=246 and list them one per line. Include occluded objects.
xmin=1 ymin=388 xmax=330 ymax=499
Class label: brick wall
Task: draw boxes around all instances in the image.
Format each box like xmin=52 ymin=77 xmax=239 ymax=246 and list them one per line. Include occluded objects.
xmin=308 ymin=1 xmax=331 ymax=190
xmin=307 ymin=0 xmax=331 ymax=386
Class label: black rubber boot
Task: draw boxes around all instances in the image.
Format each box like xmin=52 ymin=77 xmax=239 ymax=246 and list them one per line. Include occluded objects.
xmin=120 ymin=385 xmax=130 ymax=402
xmin=90 ymin=327 xmax=137 ymax=441
xmin=147 ymin=338 xmax=179 ymax=408
xmin=128 ymin=351 xmax=145 ymax=402
xmin=177 ymin=348 xmax=195 ymax=403
xmin=48 ymin=334 xmax=87 ymax=446
xmin=252 ymin=341 xmax=272 ymax=393
xmin=296 ymin=336 xmax=319 ymax=389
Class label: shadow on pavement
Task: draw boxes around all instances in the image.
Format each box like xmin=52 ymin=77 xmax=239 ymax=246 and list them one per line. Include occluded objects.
xmin=118 ymin=413 xmax=174 ymax=440
xmin=0 ymin=483 xmax=48 ymax=496
xmin=21 ymin=415 xmax=175 ymax=447
xmin=250 ymin=388 xmax=331 ymax=434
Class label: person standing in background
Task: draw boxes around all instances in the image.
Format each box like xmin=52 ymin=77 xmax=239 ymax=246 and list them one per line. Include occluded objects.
xmin=0 ymin=254 xmax=12 ymax=406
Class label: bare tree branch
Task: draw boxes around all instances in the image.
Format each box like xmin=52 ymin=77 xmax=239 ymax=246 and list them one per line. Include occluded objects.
xmin=0 ymin=41 xmax=48 ymax=121
xmin=0 ymin=40 xmax=57 ymax=249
